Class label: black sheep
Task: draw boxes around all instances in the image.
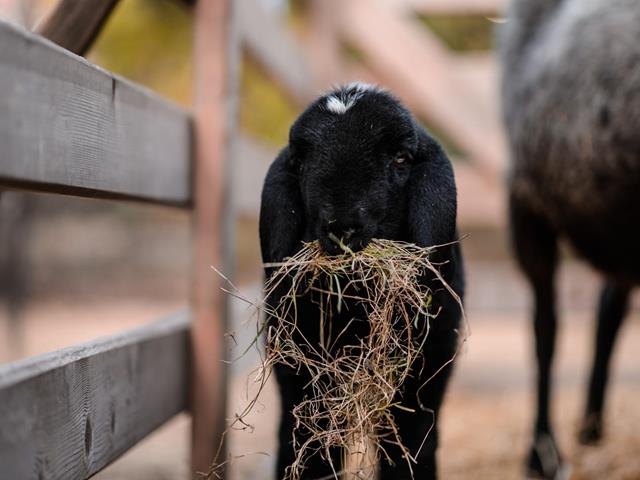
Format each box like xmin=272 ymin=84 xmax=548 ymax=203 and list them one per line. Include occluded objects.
xmin=259 ymin=84 xmax=464 ymax=480
xmin=500 ymin=1 xmax=640 ymax=478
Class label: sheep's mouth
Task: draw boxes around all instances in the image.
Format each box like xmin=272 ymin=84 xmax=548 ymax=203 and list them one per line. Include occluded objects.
xmin=320 ymin=232 xmax=371 ymax=256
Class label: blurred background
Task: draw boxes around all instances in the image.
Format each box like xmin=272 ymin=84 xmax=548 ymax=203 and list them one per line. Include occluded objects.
xmin=0 ymin=0 xmax=638 ymax=478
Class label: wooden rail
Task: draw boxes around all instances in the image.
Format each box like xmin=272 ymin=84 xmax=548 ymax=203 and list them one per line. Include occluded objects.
xmin=0 ymin=313 xmax=190 ymax=479
xmin=0 ymin=20 xmax=192 ymax=207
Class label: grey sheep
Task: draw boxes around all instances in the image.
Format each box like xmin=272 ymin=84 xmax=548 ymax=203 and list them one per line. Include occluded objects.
xmin=500 ymin=0 xmax=640 ymax=478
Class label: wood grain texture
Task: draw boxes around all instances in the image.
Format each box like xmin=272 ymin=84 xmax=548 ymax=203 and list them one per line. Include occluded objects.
xmin=0 ymin=21 xmax=192 ymax=206
xmin=36 ymin=0 xmax=121 ymax=56
xmin=0 ymin=312 xmax=190 ymax=480
xmin=190 ymin=0 xmax=237 ymax=476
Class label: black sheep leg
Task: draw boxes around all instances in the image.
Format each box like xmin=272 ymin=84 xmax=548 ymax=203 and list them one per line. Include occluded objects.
xmin=275 ymin=364 xmax=343 ymax=480
xmin=510 ymin=197 xmax=566 ymax=479
xmin=378 ymin=332 xmax=457 ymax=480
xmin=378 ymin=409 xmax=439 ymax=480
xmin=578 ymin=281 xmax=630 ymax=445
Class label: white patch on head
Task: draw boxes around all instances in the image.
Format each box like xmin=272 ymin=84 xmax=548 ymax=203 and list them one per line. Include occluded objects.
xmin=326 ymin=96 xmax=351 ymax=114
xmin=324 ymin=82 xmax=381 ymax=114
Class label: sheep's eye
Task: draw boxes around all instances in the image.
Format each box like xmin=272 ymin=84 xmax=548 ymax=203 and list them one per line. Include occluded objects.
xmin=393 ymin=153 xmax=409 ymax=166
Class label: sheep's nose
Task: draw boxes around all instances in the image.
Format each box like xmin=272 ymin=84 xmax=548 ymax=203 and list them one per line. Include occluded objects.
xmin=324 ymin=225 xmax=359 ymax=240
xmin=323 ymin=223 xmax=367 ymax=253
xmin=318 ymin=205 xmax=370 ymax=253
xmin=342 ymin=228 xmax=356 ymax=241
xmin=320 ymin=204 xmax=367 ymax=224
xmin=324 ymin=221 xmax=363 ymax=239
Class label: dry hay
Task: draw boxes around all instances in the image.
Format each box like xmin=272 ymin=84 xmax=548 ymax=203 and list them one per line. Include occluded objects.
xmin=207 ymin=238 xmax=466 ymax=480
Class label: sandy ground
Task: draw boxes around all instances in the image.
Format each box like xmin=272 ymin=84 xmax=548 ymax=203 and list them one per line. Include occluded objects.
xmin=2 ymin=300 xmax=639 ymax=480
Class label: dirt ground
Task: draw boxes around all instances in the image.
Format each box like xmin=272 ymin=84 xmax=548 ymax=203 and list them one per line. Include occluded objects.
xmin=2 ymin=302 xmax=639 ymax=480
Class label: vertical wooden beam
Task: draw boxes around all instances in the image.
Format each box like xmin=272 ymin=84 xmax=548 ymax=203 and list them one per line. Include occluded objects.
xmin=307 ymin=0 xmax=342 ymax=88
xmin=0 ymin=192 xmax=30 ymax=360
xmin=191 ymin=0 xmax=236 ymax=477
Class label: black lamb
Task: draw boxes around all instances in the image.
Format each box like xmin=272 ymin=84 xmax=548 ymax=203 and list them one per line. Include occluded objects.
xmin=500 ymin=1 xmax=640 ymax=478
xmin=259 ymin=83 xmax=464 ymax=480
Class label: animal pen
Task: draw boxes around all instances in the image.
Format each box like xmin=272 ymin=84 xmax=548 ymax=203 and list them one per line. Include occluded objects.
xmin=0 ymin=0 xmax=506 ymax=478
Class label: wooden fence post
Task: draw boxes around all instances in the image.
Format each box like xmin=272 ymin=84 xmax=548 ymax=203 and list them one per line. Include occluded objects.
xmin=308 ymin=0 xmax=342 ymax=88
xmin=191 ymin=0 xmax=237 ymax=477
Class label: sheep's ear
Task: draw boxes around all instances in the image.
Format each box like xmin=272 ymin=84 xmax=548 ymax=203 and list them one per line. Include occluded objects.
xmin=259 ymin=146 xmax=306 ymax=265
xmin=407 ymin=128 xmax=458 ymax=248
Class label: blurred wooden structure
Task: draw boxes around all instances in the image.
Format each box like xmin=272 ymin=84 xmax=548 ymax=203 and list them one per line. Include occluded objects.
xmin=0 ymin=0 xmax=506 ymax=479
xmin=234 ymin=0 xmax=507 ymax=229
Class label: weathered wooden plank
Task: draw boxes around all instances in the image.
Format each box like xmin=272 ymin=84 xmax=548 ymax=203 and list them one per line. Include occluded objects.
xmin=36 ymin=0 xmax=121 ymax=56
xmin=0 ymin=312 xmax=190 ymax=480
xmin=190 ymin=0 xmax=237 ymax=476
xmin=0 ymin=20 xmax=192 ymax=206
xmin=237 ymin=0 xmax=314 ymax=104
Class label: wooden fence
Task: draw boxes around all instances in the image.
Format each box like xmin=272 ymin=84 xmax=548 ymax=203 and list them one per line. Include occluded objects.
xmin=0 ymin=0 xmax=231 ymax=477
xmin=0 ymin=0 xmax=505 ymax=478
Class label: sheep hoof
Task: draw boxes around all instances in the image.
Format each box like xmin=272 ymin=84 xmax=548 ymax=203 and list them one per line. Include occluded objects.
xmin=526 ymin=433 xmax=571 ymax=480
xmin=578 ymin=413 xmax=603 ymax=445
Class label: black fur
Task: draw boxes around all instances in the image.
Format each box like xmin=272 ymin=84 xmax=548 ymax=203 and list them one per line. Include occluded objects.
xmin=259 ymin=84 xmax=464 ymax=480
xmin=500 ymin=1 xmax=640 ymax=478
